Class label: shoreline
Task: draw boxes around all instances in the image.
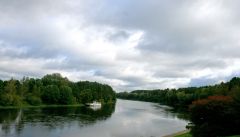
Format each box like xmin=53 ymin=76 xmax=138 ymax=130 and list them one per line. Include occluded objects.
xmin=162 ymin=130 xmax=190 ymax=137
xmin=0 ymin=102 xmax=116 ymax=109
xmin=0 ymin=104 xmax=84 ymax=109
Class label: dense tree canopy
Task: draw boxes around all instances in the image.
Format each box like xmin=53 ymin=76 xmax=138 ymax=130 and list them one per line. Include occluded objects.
xmin=0 ymin=73 xmax=116 ymax=106
xmin=117 ymin=77 xmax=240 ymax=108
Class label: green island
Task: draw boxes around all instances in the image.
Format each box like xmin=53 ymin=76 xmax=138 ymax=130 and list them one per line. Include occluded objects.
xmin=117 ymin=77 xmax=240 ymax=137
xmin=0 ymin=73 xmax=116 ymax=107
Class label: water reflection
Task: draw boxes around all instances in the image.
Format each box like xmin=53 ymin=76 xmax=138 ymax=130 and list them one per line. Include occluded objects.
xmin=0 ymin=100 xmax=188 ymax=137
xmin=0 ymin=104 xmax=115 ymax=137
xmin=111 ymin=99 xmax=188 ymax=137
xmin=152 ymin=104 xmax=190 ymax=121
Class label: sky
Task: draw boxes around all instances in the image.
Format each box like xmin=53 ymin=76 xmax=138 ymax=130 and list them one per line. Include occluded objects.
xmin=1 ymin=0 xmax=240 ymax=92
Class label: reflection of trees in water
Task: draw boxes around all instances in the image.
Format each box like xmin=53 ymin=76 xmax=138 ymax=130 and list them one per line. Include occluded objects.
xmin=0 ymin=104 xmax=115 ymax=136
xmin=0 ymin=109 xmax=20 ymax=135
xmin=152 ymin=104 xmax=190 ymax=121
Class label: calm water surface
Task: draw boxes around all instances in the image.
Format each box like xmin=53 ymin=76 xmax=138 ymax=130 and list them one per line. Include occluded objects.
xmin=0 ymin=99 xmax=188 ymax=137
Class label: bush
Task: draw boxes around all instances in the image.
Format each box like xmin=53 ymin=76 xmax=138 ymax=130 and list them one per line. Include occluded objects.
xmin=189 ymin=96 xmax=239 ymax=137
xmin=41 ymin=85 xmax=60 ymax=104
xmin=0 ymin=94 xmax=22 ymax=106
xmin=26 ymin=95 xmax=42 ymax=105
xmin=59 ymin=86 xmax=75 ymax=104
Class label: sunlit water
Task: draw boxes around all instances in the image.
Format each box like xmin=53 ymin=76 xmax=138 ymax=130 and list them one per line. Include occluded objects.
xmin=0 ymin=99 xmax=188 ymax=137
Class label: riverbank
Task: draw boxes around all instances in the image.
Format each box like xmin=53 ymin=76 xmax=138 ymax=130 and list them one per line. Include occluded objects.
xmin=163 ymin=130 xmax=190 ymax=137
xmin=165 ymin=131 xmax=240 ymax=137
xmin=0 ymin=104 xmax=84 ymax=109
xmin=0 ymin=101 xmax=117 ymax=109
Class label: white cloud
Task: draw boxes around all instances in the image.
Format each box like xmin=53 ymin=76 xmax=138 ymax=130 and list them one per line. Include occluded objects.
xmin=0 ymin=0 xmax=240 ymax=91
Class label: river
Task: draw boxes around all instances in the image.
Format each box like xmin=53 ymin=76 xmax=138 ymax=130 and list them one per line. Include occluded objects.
xmin=0 ymin=99 xmax=188 ymax=137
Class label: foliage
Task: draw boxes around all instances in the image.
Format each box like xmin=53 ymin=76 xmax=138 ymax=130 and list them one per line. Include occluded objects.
xmin=59 ymin=86 xmax=76 ymax=104
xmin=189 ymin=96 xmax=239 ymax=137
xmin=42 ymin=85 xmax=60 ymax=104
xmin=0 ymin=73 xmax=116 ymax=106
xmin=117 ymin=77 xmax=240 ymax=108
xmin=26 ymin=95 xmax=42 ymax=105
xmin=0 ymin=93 xmax=22 ymax=106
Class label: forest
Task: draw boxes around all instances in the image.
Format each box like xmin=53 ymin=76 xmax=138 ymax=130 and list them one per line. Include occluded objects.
xmin=117 ymin=77 xmax=240 ymax=137
xmin=0 ymin=73 xmax=116 ymax=106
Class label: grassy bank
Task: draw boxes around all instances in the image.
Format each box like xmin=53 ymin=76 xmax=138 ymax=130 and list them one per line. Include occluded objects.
xmin=174 ymin=132 xmax=240 ymax=137
xmin=174 ymin=132 xmax=191 ymax=137
xmin=0 ymin=101 xmax=116 ymax=109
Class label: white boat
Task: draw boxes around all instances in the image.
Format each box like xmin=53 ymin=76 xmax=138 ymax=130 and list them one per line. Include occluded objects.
xmin=88 ymin=101 xmax=101 ymax=106
xmin=87 ymin=101 xmax=102 ymax=110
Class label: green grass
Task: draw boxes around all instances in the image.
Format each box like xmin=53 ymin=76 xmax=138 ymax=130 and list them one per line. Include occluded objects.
xmin=174 ymin=132 xmax=192 ymax=137
xmin=174 ymin=132 xmax=240 ymax=137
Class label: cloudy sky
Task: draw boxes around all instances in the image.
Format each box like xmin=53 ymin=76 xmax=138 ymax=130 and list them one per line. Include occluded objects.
xmin=0 ymin=0 xmax=240 ymax=92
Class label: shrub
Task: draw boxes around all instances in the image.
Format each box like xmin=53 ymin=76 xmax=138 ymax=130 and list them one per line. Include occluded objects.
xmin=189 ymin=96 xmax=239 ymax=137
xmin=26 ymin=95 xmax=42 ymax=105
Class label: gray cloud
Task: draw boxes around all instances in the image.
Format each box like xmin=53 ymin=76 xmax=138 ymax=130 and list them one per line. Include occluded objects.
xmin=106 ymin=30 xmax=131 ymax=43
xmin=0 ymin=0 xmax=240 ymax=91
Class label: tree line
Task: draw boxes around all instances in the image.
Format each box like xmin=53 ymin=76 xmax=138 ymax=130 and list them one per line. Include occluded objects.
xmin=117 ymin=77 xmax=240 ymax=137
xmin=0 ymin=73 xmax=116 ymax=106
